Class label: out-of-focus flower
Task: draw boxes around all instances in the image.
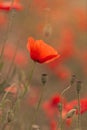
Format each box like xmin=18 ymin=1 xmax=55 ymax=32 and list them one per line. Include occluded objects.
xmin=31 ymin=0 xmax=48 ymax=13
xmin=26 ymin=87 xmax=40 ymax=106
xmin=2 ymin=43 xmax=28 ymax=67
xmin=0 ymin=12 xmax=7 ymax=25
xmin=43 ymin=95 xmax=87 ymax=128
xmin=0 ymin=0 xmax=23 ymax=11
xmin=4 ymin=83 xmax=24 ymax=94
xmin=50 ymin=120 xmax=57 ymax=130
xmin=73 ymin=8 xmax=87 ymax=31
xmin=42 ymin=94 xmax=65 ymax=119
xmin=62 ymin=98 xmax=87 ymax=126
xmin=27 ymin=37 xmax=60 ymax=63
xmin=64 ymin=98 xmax=87 ymax=114
xmin=14 ymin=51 xmax=28 ymax=67
xmin=58 ymin=27 xmax=75 ymax=61
xmin=46 ymin=27 xmax=75 ymax=78
xmin=54 ymin=65 xmax=71 ymax=80
xmin=3 ymin=43 xmax=15 ymax=60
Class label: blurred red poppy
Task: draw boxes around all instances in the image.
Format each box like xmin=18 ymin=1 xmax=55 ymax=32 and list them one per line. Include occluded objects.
xmin=0 ymin=12 xmax=7 ymax=25
xmin=0 ymin=0 xmax=23 ymax=11
xmin=15 ymin=50 xmax=28 ymax=67
xmin=64 ymin=98 xmax=87 ymax=114
xmin=50 ymin=120 xmax=57 ymax=130
xmin=59 ymin=27 xmax=75 ymax=61
xmin=27 ymin=37 xmax=60 ymax=63
xmin=42 ymin=94 xmax=66 ymax=119
xmin=73 ymin=8 xmax=87 ymax=31
xmin=4 ymin=83 xmax=24 ymax=94
xmin=26 ymin=87 xmax=40 ymax=106
xmin=2 ymin=43 xmax=28 ymax=67
xmin=31 ymin=0 xmax=48 ymax=13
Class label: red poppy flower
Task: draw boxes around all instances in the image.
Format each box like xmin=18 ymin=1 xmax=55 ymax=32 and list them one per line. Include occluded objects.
xmin=27 ymin=37 xmax=60 ymax=63
xmin=0 ymin=0 xmax=23 ymax=11
xmin=50 ymin=120 xmax=57 ymax=130
xmin=64 ymin=98 xmax=87 ymax=114
xmin=42 ymin=94 xmax=66 ymax=119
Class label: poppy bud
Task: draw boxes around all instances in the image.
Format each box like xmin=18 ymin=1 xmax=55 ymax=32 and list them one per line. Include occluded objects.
xmin=58 ymin=102 xmax=62 ymax=112
xmin=70 ymin=74 xmax=76 ymax=85
xmin=66 ymin=108 xmax=77 ymax=118
xmin=41 ymin=74 xmax=47 ymax=85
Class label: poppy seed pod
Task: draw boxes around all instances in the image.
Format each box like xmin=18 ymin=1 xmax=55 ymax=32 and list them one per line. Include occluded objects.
xmin=70 ymin=74 xmax=76 ymax=85
xmin=41 ymin=74 xmax=47 ymax=85
xmin=58 ymin=102 xmax=62 ymax=112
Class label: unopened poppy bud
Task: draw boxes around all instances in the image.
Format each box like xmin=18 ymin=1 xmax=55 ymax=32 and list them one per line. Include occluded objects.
xmin=70 ymin=75 xmax=76 ymax=85
xmin=66 ymin=108 xmax=77 ymax=118
xmin=76 ymin=80 xmax=82 ymax=93
xmin=58 ymin=102 xmax=62 ymax=112
xmin=41 ymin=74 xmax=47 ymax=85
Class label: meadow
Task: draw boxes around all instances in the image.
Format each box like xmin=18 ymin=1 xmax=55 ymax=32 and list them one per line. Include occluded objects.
xmin=0 ymin=0 xmax=87 ymax=130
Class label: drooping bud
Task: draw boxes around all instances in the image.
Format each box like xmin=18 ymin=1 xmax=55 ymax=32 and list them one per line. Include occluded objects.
xmin=66 ymin=108 xmax=77 ymax=119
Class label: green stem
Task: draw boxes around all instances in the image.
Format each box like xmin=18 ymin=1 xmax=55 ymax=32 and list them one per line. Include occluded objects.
xmin=60 ymin=109 xmax=63 ymax=130
xmin=22 ymin=61 xmax=36 ymax=97
xmin=77 ymin=93 xmax=81 ymax=130
xmin=28 ymin=84 xmax=44 ymax=130
xmin=57 ymin=103 xmax=63 ymax=130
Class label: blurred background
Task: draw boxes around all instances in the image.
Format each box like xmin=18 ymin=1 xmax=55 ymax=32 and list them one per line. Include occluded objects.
xmin=0 ymin=0 xmax=87 ymax=130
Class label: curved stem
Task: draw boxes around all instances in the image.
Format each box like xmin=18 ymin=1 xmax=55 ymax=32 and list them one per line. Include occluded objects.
xmin=0 ymin=84 xmax=16 ymax=106
xmin=61 ymin=84 xmax=71 ymax=96
xmin=77 ymin=93 xmax=81 ymax=130
xmin=22 ymin=61 xmax=36 ymax=97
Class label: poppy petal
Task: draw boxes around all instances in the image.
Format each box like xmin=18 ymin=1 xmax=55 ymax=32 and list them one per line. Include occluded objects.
xmin=27 ymin=37 xmax=60 ymax=63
